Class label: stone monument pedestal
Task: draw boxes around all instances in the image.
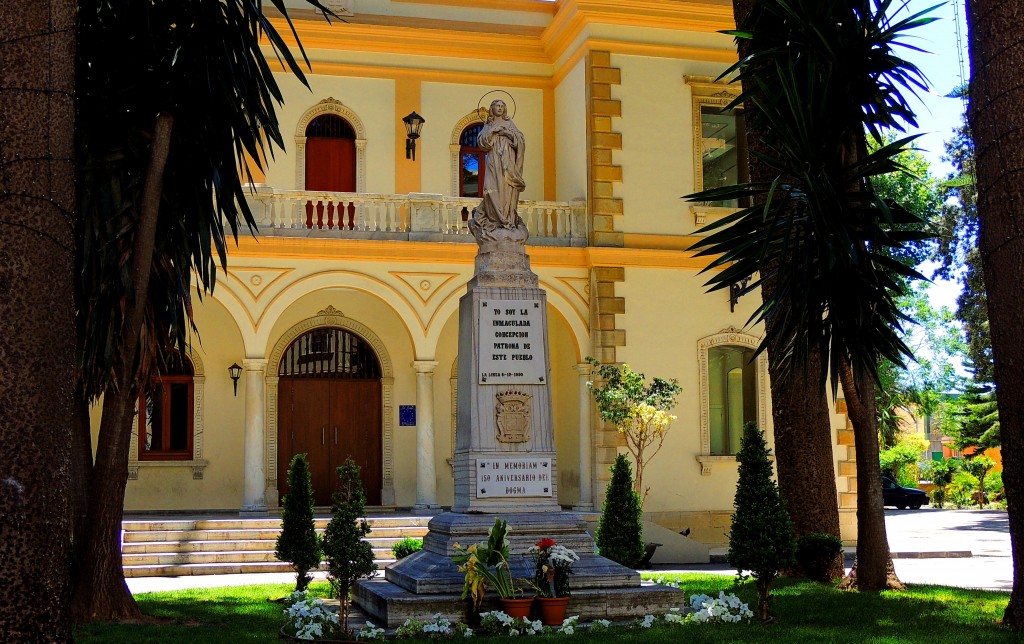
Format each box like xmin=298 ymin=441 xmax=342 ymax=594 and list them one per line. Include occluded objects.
xmin=353 ymin=102 xmax=682 ymax=627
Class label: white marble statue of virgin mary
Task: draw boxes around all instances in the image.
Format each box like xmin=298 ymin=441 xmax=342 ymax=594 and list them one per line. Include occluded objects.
xmin=470 ymin=99 xmax=526 ymax=236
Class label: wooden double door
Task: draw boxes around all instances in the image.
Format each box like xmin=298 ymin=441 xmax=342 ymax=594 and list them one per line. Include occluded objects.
xmin=277 ymin=377 xmax=382 ymax=506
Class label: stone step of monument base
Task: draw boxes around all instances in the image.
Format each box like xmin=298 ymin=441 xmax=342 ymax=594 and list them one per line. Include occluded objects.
xmin=354 ymin=578 xmax=686 ymax=629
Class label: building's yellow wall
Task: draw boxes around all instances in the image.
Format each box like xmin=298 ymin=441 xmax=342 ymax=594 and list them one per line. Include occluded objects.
xmin=420 ymin=83 xmax=545 ymax=199
xmin=554 ymin=58 xmax=588 ymax=202
xmin=122 ymin=296 xmax=248 ymax=511
xmin=614 ymin=54 xmax=733 ymax=237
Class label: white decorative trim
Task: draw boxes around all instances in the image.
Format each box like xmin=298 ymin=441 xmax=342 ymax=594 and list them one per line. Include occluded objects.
xmin=448 ymin=360 xmax=458 ymax=470
xmin=265 ymin=311 xmax=395 ymax=507
xmin=449 ymin=109 xmax=486 ymax=196
xmin=128 ymin=347 xmax=207 ymax=479
xmin=294 ymin=97 xmax=367 ymax=193
xmin=683 ymin=76 xmax=742 ymax=196
xmin=696 ymin=327 xmax=768 ymax=474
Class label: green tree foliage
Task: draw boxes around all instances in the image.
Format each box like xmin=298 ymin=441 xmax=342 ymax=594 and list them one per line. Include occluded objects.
xmin=952 ymin=386 xmax=1001 ymax=452
xmin=586 ymin=359 xmax=681 ymax=505
xmin=932 ymin=120 xmax=993 ymax=385
xmin=391 ymin=538 xmax=423 ymax=560
xmin=921 ymin=458 xmax=959 ymax=508
xmin=962 ymin=455 xmax=996 ymax=509
xmin=276 ymin=454 xmax=322 ymax=592
xmin=728 ymin=423 xmax=795 ymax=622
xmin=689 ymin=0 xmax=936 ymax=591
xmin=595 ymin=454 xmax=644 ymax=568
xmin=879 ymin=434 xmax=928 ymax=488
xmin=322 ymin=458 xmax=377 ymax=635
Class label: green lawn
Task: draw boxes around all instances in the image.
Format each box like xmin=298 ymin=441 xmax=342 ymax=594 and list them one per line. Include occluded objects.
xmin=75 ymin=574 xmax=1013 ymax=643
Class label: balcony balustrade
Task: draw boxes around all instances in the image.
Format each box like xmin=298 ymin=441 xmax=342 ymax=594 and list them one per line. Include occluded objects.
xmin=244 ymin=188 xmax=588 ymax=247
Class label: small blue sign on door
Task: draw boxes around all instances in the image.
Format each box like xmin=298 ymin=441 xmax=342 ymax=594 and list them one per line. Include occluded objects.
xmin=399 ymin=405 xmax=416 ymax=426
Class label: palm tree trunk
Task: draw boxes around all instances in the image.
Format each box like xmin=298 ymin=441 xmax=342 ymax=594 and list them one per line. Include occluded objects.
xmin=966 ymin=0 xmax=1024 ymax=627
xmin=0 ymin=2 xmax=76 ymax=641
xmin=731 ymin=0 xmax=844 ymax=581
xmin=838 ymin=359 xmax=903 ymax=591
xmin=71 ymin=114 xmax=173 ymax=622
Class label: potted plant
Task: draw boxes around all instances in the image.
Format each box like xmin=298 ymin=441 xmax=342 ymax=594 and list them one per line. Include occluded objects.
xmin=452 ymin=518 xmax=532 ymax=619
xmin=529 ymin=538 xmax=578 ymax=625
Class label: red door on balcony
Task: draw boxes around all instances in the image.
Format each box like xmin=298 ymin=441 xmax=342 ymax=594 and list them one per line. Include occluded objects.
xmin=305 ymin=114 xmax=356 ymax=229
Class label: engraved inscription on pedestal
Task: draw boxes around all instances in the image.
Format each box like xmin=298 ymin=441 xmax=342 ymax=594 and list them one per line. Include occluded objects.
xmin=476 ymin=458 xmax=551 ymax=498
xmin=478 ymin=299 xmax=547 ymax=384
xmin=495 ymin=391 xmax=532 ymax=443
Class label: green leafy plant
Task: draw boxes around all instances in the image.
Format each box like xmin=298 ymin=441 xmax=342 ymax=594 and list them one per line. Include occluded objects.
xmin=391 ymin=537 xmax=423 ymax=561
xmin=795 ymin=534 xmax=843 ymax=583
xmin=962 ymin=455 xmax=996 ymax=508
xmin=986 ymin=471 xmax=1004 ymax=503
xmin=586 ymin=358 xmax=681 ymax=506
xmin=275 ymin=454 xmax=322 ymax=592
xmin=879 ymin=434 xmax=928 ymax=488
xmin=451 ymin=518 xmax=520 ymax=611
xmin=728 ymin=423 xmax=796 ymax=622
xmin=922 ymin=458 xmax=959 ymax=509
xmin=322 ymin=458 xmax=377 ymax=635
xmin=948 ymin=471 xmax=980 ymax=508
xmin=595 ymin=454 xmax=644 ymax=568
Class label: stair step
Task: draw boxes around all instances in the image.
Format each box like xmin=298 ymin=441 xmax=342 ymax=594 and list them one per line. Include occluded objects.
xmin=120 ymin=515 xmax=425 ymax=577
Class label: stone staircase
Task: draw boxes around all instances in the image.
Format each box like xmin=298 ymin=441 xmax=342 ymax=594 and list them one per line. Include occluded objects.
xmin=121 ymin=515 xmax=430 ymax=578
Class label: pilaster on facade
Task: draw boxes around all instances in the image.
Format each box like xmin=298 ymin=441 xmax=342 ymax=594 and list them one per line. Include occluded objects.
xmin=834 ymin=398 xmax=859 ymax=513
xmin=589 ymin=265 xmax=627 ymax=490
xmin=587 ymin=50 xmax=624 ymax=249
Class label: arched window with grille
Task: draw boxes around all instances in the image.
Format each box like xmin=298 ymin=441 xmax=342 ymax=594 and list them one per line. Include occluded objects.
xmin=459 ymin=123 xmax=486 ymax=198
xmin=139 ymin=357 xmax=195 ymax=460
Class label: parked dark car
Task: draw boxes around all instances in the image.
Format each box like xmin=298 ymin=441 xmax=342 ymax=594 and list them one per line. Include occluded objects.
xmin=881 ymin=476 xmax=928 ymax=509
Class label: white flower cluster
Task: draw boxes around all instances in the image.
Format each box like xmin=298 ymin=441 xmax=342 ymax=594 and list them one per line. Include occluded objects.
xmin=546 ymin=545 xmax=579 ymax=567
xmin=478 ymin=611 xmax=544 ymax=637
xmin=663 ymin=607 xmax=684 ymax=624
xmin=589 ymin=618 xmax=611 ymax=633
xmin=557 ymin=616 xmax=579 ymax=635
xmin=647 ymin=575 xmax=681 ymax=589
xmin=395 ymin=614 xmax=474 ymax=640
xmin=636 ymin=614 xmax=657 ymax=629
xmin=687 ymin=592 xmax=753 ymax=624
xmin=357 ymin=621 xmax=386 ymax=641
xmin=283 ymin=590 xmax=339 ymax=641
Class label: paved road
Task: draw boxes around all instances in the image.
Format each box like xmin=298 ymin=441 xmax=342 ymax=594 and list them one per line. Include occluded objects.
xmin=127 ymin=508 xmax=1012 ymax=594
xmin=653 ymin=508 xmax=1012 ymax=592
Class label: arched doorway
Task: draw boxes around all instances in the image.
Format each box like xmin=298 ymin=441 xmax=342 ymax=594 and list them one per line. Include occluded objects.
xmin=276 ymin=327 xmax=383 ymax=506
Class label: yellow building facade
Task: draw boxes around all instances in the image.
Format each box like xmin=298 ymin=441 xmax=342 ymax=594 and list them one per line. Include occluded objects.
xmin=118 ymin=0 xmax=856 ymax=547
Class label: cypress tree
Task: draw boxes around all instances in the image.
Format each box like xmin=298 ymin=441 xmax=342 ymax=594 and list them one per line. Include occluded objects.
xmin=275 ymin=453 xmax=322 ymax=592
xmin=728 ymin=422 xmax=795 ymax=622
xmin=595 ymin=454 xmax=645 ymax=567
xmin=322 ymin=458 xmax=377 ymax=635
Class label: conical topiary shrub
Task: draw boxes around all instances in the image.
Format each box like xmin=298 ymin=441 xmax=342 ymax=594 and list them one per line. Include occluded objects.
xmin=322 ymin=458 xmax=377 ymax=635
xmin=728 ymin=422 xmax=795 ymax=622
xmin=275 ymin=453 xmax=322 ymax=591
xmin=595 ymin=454 xmax=644 ymax=568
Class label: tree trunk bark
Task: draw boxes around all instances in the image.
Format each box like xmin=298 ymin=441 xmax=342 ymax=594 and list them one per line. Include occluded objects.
xmin=966 ymin=0 xmax=1024 ymax=628
xmin=71 ymin=114 xmax=173 ymax=623
xmin=730 ymin=0 xmax=844 ymax=581
xmin=838 ymin=360 xmax=903 ymax=591
xmin=0 ymin=3 xmax=76 ymax=641
xmin=71 ymin=382 xmax=94 ymax=577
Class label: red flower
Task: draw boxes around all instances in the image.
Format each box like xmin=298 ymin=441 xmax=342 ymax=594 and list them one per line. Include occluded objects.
xmin=535 ymin=538 xmax=556 ymax=549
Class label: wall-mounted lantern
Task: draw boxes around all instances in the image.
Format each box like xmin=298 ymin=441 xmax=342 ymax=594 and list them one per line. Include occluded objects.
xmin=228 ymin=362 xmax=243 ymax=396
xmin=402 ymin=111 xmax=425 ymax=160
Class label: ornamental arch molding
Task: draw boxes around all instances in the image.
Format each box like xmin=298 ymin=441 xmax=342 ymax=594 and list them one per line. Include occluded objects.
xmin=449 ymin=109 xmax=486 ymax=196
xmin=294 ymin=97 xmax=368 ymax=193
xmin=265 ymin=309 xmax=396 ymax=506
xmin=128 ymin=346 xmax=208 ymax=480
xmin=695 ymin=327 xmax=769 ymax=475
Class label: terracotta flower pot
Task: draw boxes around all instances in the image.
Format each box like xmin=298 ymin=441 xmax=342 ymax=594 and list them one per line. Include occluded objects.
xmin=536 ymin=596 xmax=570 ymax=626
xmin=499 ymin=597 xmax=535 ymax=620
